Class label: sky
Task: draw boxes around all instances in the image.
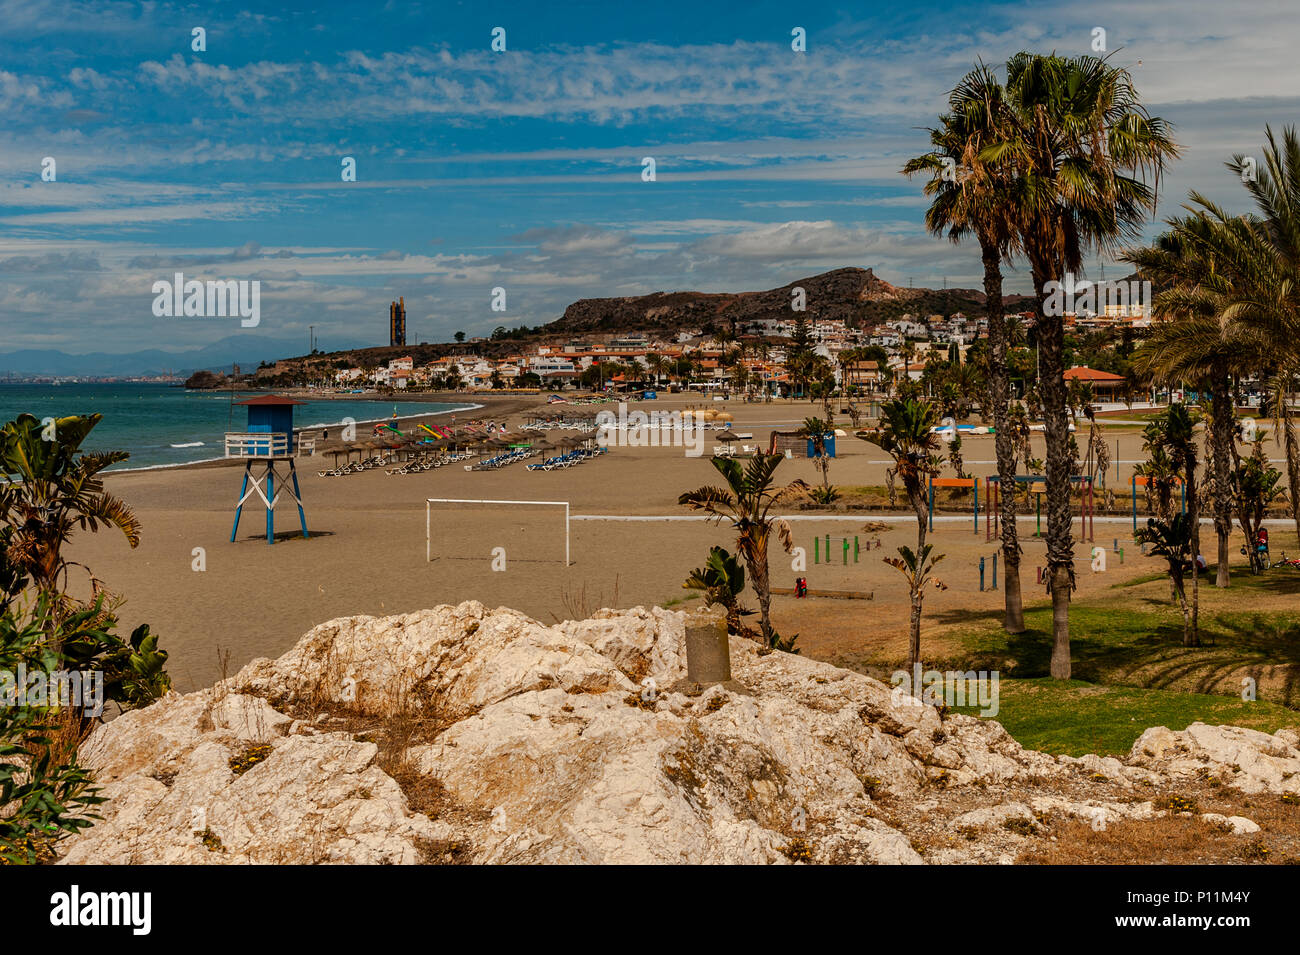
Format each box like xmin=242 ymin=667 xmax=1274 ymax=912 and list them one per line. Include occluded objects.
xmin=2 ymin=0 xmax=1299 ymax=357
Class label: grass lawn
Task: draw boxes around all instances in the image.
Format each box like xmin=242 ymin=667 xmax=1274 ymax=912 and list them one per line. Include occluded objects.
xmin=929 ymin=560 xmax=1300 ymax=708
xmin=950 ymin=677 xmax=1300 ymax=756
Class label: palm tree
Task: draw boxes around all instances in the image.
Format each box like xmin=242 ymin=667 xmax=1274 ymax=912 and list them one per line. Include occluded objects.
xmin=1130 ymin=286 xmax=1260 ymax=587
xmin=858 ymin=399 xmax=940 ymax=551
xmin=645 ymin=353 xmax=666 ymax=389
xmin=731 ymin=362 xmax=750 ymax=398
xmin=802 ymin=416 xmax=833 ymax=490
xmin=905 ymin=65 xmax=1028 ymax=630
xmin=858 ymin=398 xmax=942 ymax=667
xmin=1132 ymin=128 xmax=1300 ymax=547
xmin=678 ymin=455 xmax=809 ymax=650
xmin=1 ymin=414 xmax=140 ymax=599
xmin=1136 ymin=513 xmax=1196 ymax=644
xmin=883 ymin=544 xmax=948 ymax=674
xmin=1164 ymin=404 xmax=1201 ymax=646
xmin=988 ymin=52 xmax=1179 ymax=678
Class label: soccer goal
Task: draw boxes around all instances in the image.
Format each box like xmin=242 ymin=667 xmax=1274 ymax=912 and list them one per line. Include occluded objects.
xmin=425 ymin=498 xmax=570 ymax=565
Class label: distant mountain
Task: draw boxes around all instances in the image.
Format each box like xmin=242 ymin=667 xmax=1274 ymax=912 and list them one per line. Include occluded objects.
xmin=0 ymin=333 xmax=370 ymax=378
xmin=544 ymin=267 xmax=1037 ymax=335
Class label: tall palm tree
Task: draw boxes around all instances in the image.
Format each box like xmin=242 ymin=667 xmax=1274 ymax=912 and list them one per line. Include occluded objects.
xmin=988 ymin=52 xmax=1179 ymax=678
xmin=1164 ymin=404 xmax=1201 ymax=646
xmin=1129 ymin=261 xmax=1261 ymax=587
xmin=857 ymin=398 xmax=942 ymax=667
xmin=678 ymin=455 xmax=809 ymax=650
xmin=802 ymin=416 xmax=833 ymax=489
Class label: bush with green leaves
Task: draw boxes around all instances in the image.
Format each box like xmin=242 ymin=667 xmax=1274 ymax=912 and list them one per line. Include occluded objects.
xmin=0 ymin=412 xmax=172 ymax=862
xmin=0 ymin=597 xmax=106 ymax=864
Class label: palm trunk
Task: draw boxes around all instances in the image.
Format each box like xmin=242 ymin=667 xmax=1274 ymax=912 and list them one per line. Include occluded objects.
xmin=908 ymin=593 xmax=923 ymax=670
xmin=1186 ymin=458 xmax=1201 ymax=647
xmin=1281 ymin=388 xmax=1300 ymax=547
xmin=908 ymin=484 xmax=928 ymax=670
xmin=749 ymin=534 xmax=774 ymax=647
xmin=982 ymin=240 xmax=1024 ymax=632
xmin=1034 ymin=267 xmax=1074 ymax=679
xmin=907 ymin=479 xmax=928 ymax=554
xmin=1210 ymin=372 xmax=1233 ymax=587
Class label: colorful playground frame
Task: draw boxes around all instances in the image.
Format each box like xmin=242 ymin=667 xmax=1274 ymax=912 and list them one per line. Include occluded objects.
xmin=927 ymin=476 xmax=980 ymax=533
xmin=984 ymin=474 xmax=1095 ymax=543
xmin=1130 ymin=474 xmax=1186 ymax=531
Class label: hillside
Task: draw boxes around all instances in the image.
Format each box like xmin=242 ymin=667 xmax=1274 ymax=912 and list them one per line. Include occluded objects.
xmin=238 ymin=267 xmax=1036 ymax=383
xmin=545 ymin=267 xmax=1036 ymax=335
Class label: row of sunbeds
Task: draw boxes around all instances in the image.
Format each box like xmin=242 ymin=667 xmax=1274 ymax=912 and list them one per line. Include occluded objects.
xmin=317 ymin=454 xmax=391 ymax=476
xmin=525 ymin=447 xmax=606 ymax=471
xmin=387 ymin=449 xmax=476 ymax=474
xmin=467 ymin=446 xmax=540 ymax=471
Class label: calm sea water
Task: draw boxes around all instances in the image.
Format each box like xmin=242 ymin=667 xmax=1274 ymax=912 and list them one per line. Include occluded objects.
xmin=0 ymin=383 xmax=476 ymax=470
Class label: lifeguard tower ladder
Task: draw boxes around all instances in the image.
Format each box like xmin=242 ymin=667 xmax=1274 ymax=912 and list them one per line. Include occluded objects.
xmin=225 ymin=395 xmax=309 ymax=545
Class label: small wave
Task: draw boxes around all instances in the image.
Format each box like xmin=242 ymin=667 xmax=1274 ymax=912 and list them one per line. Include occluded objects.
xmin=170 ymin=441 xmax=205 ymax=448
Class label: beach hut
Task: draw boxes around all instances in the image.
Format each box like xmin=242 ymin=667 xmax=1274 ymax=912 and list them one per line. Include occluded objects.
xmin=225 ymin=396 xmax=309 ymax=545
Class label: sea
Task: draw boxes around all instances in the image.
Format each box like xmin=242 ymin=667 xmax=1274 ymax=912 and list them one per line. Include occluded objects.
xmin=0 ymin=383 xmax=477 ymax=471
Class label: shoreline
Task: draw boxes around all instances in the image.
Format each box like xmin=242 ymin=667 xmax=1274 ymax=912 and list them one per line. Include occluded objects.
xmin=106 ymin=393 xmax=553 ymax=473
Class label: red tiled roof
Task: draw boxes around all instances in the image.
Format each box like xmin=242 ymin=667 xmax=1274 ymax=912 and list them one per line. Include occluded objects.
xmin=1064 ymin=366 xmax=1124 ymax=382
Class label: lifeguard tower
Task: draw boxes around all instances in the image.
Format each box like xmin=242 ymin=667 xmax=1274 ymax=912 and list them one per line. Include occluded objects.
xmin=225 ymin=395 xmax=309 ymax=545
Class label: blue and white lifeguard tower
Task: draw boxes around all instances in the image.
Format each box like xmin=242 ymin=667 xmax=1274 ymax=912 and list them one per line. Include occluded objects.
xmin=225 ymin=395 xmax=309 ymax=545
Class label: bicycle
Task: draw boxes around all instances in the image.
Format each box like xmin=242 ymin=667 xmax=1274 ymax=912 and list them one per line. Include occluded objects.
xmin=1241 ymin=542 xmax=1272 ymax=574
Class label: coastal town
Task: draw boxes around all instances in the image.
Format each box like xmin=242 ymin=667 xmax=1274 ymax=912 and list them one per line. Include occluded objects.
xmin=240 ymin=278 xmax=1152 ymax=403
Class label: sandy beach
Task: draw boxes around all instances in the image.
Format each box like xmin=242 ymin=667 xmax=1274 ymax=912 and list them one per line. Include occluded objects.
xmin=70 ymin=393 xmax=1266 ymax=693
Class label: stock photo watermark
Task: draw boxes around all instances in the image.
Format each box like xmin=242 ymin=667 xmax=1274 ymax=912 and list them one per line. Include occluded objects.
xmin=594 ymin=402 xmax=707 ymax=456
xmin=890 ymin=663 xmax=1000 ymax=718
xmin=1 ymin=665 xmax=104 ymax=717
xmin=151 ymin=272 xmax=260 ymax=327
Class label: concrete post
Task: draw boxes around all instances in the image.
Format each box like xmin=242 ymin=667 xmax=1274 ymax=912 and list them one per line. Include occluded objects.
xmin=684 ymin=605 xmax=731 ymax=684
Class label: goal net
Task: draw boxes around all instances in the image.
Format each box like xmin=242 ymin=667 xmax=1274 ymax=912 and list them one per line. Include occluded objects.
xmin=425 ymin=498 xmax=570 ymax=566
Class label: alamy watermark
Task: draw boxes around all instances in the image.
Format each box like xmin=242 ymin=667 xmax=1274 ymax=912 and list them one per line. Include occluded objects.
xmin=890 ymin=663 xmax=1000 ymax=717
xmin=151 ymin=272 xmax=260 ymax=327
xmin=1 ymin=665 xmax=104 ymax=717
xmin=1042 ymin=272 xmax=1150 ymax=318
xmin=595 ymin=402 xmax=706 ymax=457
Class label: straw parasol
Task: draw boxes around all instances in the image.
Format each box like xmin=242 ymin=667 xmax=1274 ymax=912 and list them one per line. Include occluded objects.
xmin=715 ymin=429 xmax=740 ymax=443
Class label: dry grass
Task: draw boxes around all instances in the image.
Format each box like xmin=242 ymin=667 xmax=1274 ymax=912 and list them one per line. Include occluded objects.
xmin=553 ymin=575 xmax=622 ymax=623
xmin=1018 ymin=785 xmax=1300 ymax=865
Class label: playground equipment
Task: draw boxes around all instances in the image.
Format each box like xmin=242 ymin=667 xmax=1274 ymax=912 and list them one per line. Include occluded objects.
xmin=927 ymin=476 xmax=980 ymax=533
xmin=1130 ymin=474 xmax=1186 ymax=533
xmin=979 ymin=553 xmax=999 ymax=592
xmin=984 ymin=474 xmax=1095 ymax=543
xmin=814 ymin=534 xmax=861 ymax=565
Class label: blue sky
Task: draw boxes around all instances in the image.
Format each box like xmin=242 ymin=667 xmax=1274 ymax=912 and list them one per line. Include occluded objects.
xmin=2 ymin=0 xmax=1298 ymax=356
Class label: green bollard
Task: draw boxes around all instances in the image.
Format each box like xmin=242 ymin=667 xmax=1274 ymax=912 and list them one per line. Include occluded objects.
xmin=814 ymin=537 xmax=820 ymax=564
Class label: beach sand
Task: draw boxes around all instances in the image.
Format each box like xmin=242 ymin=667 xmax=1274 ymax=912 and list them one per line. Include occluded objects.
xmin=68 ymin=393 xmax=1213 ymax=693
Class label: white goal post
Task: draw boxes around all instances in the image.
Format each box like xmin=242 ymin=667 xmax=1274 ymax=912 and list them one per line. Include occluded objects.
xmin=425 ymin=498 xmax=570 ymax=566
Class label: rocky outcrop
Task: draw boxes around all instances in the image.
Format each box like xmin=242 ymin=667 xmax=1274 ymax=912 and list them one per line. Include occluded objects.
xmin=183 ymin=369 xmax=226 ymax=390
xmin=57 ymin=602 xmax=1297 ymax=865
xmin=1127 ymin=723 xmax=1300 ymax=795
